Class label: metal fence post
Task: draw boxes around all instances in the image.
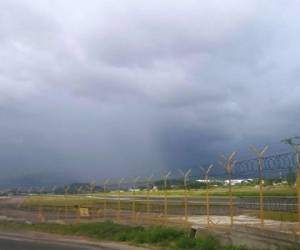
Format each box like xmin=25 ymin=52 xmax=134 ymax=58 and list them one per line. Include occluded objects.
xmin=132 ymin=177 xmax=140 ymax=222
xmin=296 ymin=150 xmax=300 ymax=233
xmin=282 ymin=137 xmax=300 ymax=232
xmin=221 ymin=152 xmax=236 ymax=227
xmin=162 ymin=172 xmax=171 ymax=223
xmin=103 ymin=179 xmax=110 ymax=219
xmin=64 ymin=185 xmax=69 ymax=220
xmin=90 ymin=182 xmax=96 ymax=218
xmin=200 ymin=164 xmax=213 ymax=229
xmin=25 ymin=187 xmax=32 ymax=214
xmin=117 ymin=178 xmax=124 ymax=222
xmin=52 ymin=186 xmax=57 ymax=195
xmin=90 ymin=181 xmax=96 ymax=194
xmin=38 ymin=186 xmax=45 ymax=222
xmin=146 ymin=175 xmax=153 ymax=219
xmin=179 ymin=169 xmax=192 ymax=224
xmin=76 ymin=186 xmax=82 ymax=222
xmin=251 ymin=145 xmax=269 ymax=228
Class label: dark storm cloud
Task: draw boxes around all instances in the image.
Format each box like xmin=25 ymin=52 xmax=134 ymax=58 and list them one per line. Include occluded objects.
xmin=0 ymin=0 xmax=299 ymax=186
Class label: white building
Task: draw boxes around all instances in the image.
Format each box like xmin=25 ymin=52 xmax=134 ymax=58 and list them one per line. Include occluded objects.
xmin=224 ymin=179 xmax=253 ymax=185
xmin=196 ymin=179 xmax=211 ymax=183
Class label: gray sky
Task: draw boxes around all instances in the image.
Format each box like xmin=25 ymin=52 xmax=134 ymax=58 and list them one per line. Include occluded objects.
xmin=0 ymin=0 xmax=299 ymax=185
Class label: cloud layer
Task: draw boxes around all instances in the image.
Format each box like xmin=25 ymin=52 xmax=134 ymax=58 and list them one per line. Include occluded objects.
xmin=0 ymin=0 xmax=299 ymax=185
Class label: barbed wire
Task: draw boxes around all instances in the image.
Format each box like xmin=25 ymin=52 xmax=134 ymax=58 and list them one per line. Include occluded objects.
xmin=89 ymin=150 xmax=296 ymax=188
xmin=4 ymin=151 xmax=297 ymax=192
xmin=234 ymin=151 xmax=295 ymax=174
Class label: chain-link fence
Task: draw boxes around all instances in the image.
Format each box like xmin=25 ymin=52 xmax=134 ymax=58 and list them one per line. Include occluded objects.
xmin=0 ymin=147 xmax=300 ymax=238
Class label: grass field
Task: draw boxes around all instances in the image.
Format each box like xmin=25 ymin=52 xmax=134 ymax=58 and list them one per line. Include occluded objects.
xmin=20 ymin=184 xmax=297 ymax=223
xmin=0 ymin=221 xmax=261 ymax=250
xmin=249 ymin=211 xmax=299 ymax=222
xmin=23 ymin=195 xmax=100 ymax=207
xmin=128 ymin=184 xmax=296 ymax=197
xmin=23 ymin=184 xmax=296 ymax=208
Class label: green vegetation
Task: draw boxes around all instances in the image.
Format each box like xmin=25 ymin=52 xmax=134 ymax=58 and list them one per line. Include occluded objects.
xmin=114 ymin=184 xmax=296 ymax=197
xmin=0 ymin=221 xmax=257 ymax=250
xmin=249 ymin=211 xmax=298 ymax=222
xmin=286 ymin=167 xmax=296 ymax=186
xmin=23 ymin=195 xmax=100 ymax=207
xmin=24 ymin=183 xmax=296 ymax=207
xmin=22 ymin=184 xmax=297 ymax=218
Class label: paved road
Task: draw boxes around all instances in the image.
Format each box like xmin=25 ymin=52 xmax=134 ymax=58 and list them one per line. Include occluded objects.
xmin=0 ymin=238 xmax=99 ymax=250
xmin=0 ymin=233 xmax=147 ymax=250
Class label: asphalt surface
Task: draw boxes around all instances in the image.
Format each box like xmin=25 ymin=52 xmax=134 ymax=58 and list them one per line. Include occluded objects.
xmin=0 ymin=233 xmax=148 ymax=250
xmin=0 ymin=238 xmax=99 ymax=250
